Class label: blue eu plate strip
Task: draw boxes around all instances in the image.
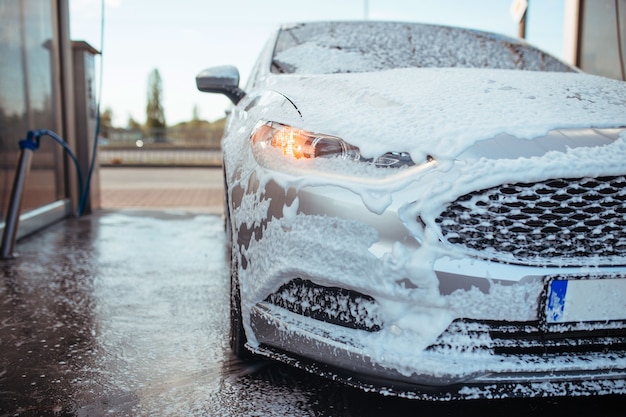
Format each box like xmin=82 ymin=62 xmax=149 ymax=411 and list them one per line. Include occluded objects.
xmin=546 ymin=280 xmax=568 ymax=322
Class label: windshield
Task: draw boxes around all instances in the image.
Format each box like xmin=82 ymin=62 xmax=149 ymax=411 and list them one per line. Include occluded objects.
xmin=271 ymin=21 xmax=574 ymax=75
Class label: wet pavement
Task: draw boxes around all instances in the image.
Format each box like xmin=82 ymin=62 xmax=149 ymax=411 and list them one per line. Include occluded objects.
xmin=99 ymin=167 xmax=224 ymax=211
xmin=1 ymin=209 xmax=624 ymax=416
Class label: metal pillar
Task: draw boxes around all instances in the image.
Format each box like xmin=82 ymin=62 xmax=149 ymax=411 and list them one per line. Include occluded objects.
xmin=0 ymin=129 xmax=86 ymax=259
xmin=0 ymin=137 xmax=38 ymax=260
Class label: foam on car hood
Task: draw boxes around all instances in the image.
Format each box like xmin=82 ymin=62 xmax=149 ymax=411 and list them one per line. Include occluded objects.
xmin=264 ymin=67 xmax=626 ymax=163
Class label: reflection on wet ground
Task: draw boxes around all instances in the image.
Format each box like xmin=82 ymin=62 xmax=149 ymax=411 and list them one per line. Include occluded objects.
xmin=0 ymin=210 xmax=623 ymax=416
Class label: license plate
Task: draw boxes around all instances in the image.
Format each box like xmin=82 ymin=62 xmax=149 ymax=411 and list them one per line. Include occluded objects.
xmin=544 ymin=276 xmax=626 ymax=324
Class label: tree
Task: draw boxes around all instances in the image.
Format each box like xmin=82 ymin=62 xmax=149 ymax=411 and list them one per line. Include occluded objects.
xmin=127 ymin=115 xmax=142 ymax=131
xmin=146 ymin=68 xmax=166 ymax=142
xmin=192 ymin=104 xmax=200 ymax=122
xmin=100 ymin=107 xmax=113 ymax=138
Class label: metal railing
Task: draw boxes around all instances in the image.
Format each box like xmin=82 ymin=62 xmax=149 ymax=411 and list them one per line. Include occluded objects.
xmin=99 ymin=147 xmax=222 ymax=166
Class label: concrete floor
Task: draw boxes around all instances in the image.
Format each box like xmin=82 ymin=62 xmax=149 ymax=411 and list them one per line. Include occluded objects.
xmin=0 ymin=210 xmax=233 ymax=415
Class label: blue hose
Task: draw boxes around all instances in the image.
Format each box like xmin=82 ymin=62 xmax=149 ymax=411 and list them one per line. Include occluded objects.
xmin=19 ymin=129 xmax=86 ymax=217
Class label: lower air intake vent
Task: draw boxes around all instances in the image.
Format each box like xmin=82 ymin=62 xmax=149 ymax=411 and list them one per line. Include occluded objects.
xmin=265 ymin=278 xmax=382 ymax=332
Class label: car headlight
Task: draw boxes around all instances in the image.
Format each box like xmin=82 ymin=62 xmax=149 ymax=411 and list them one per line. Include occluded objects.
xmin=251 ymin=121 xmax=359 ymax=160
xmin=251 ymin=121 xmax=414 ymax=168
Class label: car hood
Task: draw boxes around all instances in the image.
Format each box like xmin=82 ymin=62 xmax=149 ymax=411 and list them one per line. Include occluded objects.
xmin=263 ymin=67 xmax=626 ymax=163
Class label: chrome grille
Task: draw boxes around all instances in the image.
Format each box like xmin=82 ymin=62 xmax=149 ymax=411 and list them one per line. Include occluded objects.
xmin=435 ymin=176 xmax=626 ymax=265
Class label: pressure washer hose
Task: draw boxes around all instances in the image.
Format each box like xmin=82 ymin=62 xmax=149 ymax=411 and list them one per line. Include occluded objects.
xmin=19 ymin=129 xmax=87 ymax=216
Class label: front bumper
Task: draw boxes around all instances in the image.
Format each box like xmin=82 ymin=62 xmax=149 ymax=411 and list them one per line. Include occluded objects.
xmin=249 ymin=301 xmax=626 ymax=400
xmin=236 ymin=180 xmax=626 ymax=399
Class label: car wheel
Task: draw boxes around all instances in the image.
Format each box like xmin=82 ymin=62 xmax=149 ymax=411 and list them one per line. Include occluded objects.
xmin=224 ymin=178 xmax=253 ymax=360
xmin=230 ymin=257 xmax=252 ymax=359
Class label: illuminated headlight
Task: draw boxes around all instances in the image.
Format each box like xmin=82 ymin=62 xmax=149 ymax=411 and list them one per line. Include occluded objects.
xmin=251 ymin=121 xmax=414 ymax=168
xmin=252 ymin=121 xmax=360 ymax=161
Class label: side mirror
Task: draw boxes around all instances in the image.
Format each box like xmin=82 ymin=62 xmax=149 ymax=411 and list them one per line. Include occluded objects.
xmin=195 ymin=65 xmax=246 ymax=104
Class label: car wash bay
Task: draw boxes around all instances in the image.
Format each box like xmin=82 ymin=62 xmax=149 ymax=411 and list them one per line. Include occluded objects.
xmin=0 ymin=168 xmax=623 ymax=416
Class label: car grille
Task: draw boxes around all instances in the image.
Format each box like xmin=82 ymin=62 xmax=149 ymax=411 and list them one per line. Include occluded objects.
xmin=428 ymin=319 xmax=626 ymax=355
xmin=265 ymin=278 xmax=382 ymax=332
xmin=435 ymin=175 xmax=626 ymax=266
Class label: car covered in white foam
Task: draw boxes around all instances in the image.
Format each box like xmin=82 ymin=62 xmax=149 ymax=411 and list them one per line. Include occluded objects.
xmin=196 ymin=21 xmax=626 ymax=400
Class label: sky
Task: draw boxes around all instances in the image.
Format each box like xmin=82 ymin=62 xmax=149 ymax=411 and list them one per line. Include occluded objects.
xmin=69 ymin=0 xmax=566 ymax=126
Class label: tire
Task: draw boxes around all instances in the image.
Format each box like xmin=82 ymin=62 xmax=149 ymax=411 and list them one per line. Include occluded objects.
xmin=224 ymin=174 xmax=253 ymax=360
xmin=230 ymin=258 xmax=252 ymax=359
